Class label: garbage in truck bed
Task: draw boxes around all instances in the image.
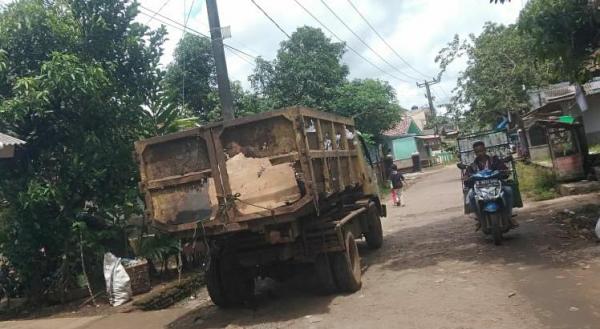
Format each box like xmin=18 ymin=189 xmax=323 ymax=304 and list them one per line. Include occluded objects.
xmin=135 ymin=107 xmax=369 ymax=235
xmin=225 ymin=153 xmax=301 ymax=215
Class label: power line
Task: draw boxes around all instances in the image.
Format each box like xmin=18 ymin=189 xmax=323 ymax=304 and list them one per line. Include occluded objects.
xmin=320 ymin=0 xmax=420 ymax=82
xmin=138 ymin=6 xmax=257 ymax=61
xmin=250 ymin=0 xmax=291 ymax=39
xmin=435 ymin=85 xmax=449 ymax=99
xmin=345 ymin=0 xmax=432 ymax=80
xmin=184 ymin=0 xmax=197 ymax=27
xmin=292 ymin=0 xmax=410 ymax=84
xmin=144 ymin=0 xmax=173 ymax=25
xmin=177 ymin=7 xmax=261 ymax=58
xmin=225 ymin=47 xmax=255 ymax=65
xmin=181 ymin=0 xmax=190 ymax=109
xmin=137 ymin=9 xmax=257 ymax=66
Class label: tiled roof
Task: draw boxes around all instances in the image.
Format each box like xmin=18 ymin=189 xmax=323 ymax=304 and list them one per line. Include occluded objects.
xmin=0 ymin=132 xmax=25 ymax=146
xmin=382 ymin=116 xmax=411 ymax=137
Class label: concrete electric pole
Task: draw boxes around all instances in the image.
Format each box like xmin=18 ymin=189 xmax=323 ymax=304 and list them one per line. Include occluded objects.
xmin=417 ymin=77 xmax=441 ymax=134
xmin=206 ymin=0 xmax=235 ymax=121
xmin=416 ymin=77 xmax=440 ymax=118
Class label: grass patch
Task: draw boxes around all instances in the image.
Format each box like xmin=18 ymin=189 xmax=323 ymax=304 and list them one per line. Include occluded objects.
xmin=516 ymin=161 xmax=559 ymax=201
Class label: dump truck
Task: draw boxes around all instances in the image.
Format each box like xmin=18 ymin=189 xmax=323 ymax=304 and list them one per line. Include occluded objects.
xmin=135 ymin=107 xmax=386 ymax=307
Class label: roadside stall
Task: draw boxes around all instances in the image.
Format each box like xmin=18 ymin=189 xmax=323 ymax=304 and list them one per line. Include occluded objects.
xmin=533 ymin=119 xmax=586 ymax=182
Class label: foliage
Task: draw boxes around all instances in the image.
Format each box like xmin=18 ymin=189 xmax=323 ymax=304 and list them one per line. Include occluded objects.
xmin=201 ymin=81 xmax=277 ymax=122
xmin=143 ymin=90 xmax=199 ymax=137
xmin=137 ymin=234 xmax=181 ymax=273
xmin=439 ymin=0 xmax=600 ymax=129
xmin=249 ymin=26 xmax=348 ymax=110
xmin=162 ymin=34 xmax=274 ymax=124
xmin=589 ymin=144 xmax=600 ymax=155
xmin=518 ymin=0 xmax=599 ymax=82
xmin=163 ymin=33 xmax=216 ymax=121
xmin=247 ymin=27 xmax=402 ymax=136
xmin=436 ymin=23 xmax=558 ymax=128
xmin=330 ymin=79 xmax=404 ymax=137
xmin=516 ymin=162 xmax=559 ymax=201
xmin=0 ymin=0 xmax=164 ymax=301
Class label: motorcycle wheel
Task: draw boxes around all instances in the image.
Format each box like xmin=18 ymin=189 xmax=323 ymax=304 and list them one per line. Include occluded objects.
xmin=490 ymin=213 xmax=503 ymax=246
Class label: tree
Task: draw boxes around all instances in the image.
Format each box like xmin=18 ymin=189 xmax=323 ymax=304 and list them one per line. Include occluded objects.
xmin=163 ymin=33 xmax=217 ymax=121
xmin=249 ymin=26 xmax=348 ymax=109
xmin=143 ymin=91 xmax=199 ymax=137
xmin=436 ymin=23 xmax=558 ymax=129
xmin=0 ymin=0 xmax=165 ymax=301
xmin=330 ymin=79 xmax=404 ymax=137
xmin=518 ymin=0 xmax=600 ymax=82
xmin=0 ymin=0 xmax=79 ymax=99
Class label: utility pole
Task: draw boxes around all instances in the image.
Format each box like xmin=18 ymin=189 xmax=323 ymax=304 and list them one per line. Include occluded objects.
xmin=206 ymin=0 xmax=234 ymax=121
xmin=416 ymin=77 xmax=440 ymax=118
xmin=417 ymin=77 xmax=440 ymax=135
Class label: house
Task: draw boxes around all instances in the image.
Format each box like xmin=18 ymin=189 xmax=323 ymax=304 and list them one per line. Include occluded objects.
xmin=382 ymin=115 xmax=441 ymax=170
xmin=0 ymin=132 xmax=25 ymax=159
xmin=524 ymin=80 xmax=600 ymax=180
xmin=526 ymin=80 xmax=600 ymax=146
xmin=408 ymin=105 xmax=433 ymax=131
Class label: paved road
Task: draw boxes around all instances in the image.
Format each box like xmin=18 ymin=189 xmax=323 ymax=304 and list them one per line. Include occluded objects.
xmin=5 ymin=166 xmax=600 ymax=328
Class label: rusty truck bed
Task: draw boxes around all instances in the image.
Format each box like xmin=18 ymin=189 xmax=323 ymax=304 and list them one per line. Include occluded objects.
xmin=135 ymin=107 xmax=375 ymax=237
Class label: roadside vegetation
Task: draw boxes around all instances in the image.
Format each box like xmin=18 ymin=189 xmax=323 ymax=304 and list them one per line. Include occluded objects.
xmin=0 ymin=0 xmax=598 ymax=313
xmin=516 ymin=161 xmax=559 ymax=201
xmin=0 ymin=0 xmax=404 ymax=307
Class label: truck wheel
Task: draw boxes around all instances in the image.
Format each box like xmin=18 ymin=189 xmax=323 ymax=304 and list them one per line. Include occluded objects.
xmin=206 ymin=255 xmax=254 ymax=308
xmin=314 ymin=253 xmax=337 ymax=294
xmin=206 ymin=256 xmax=230 ymax=307
xmin=364 ymin=206 xmax=383 ymax=249
xmin=331 ymin=232 xmax=362 ymax=293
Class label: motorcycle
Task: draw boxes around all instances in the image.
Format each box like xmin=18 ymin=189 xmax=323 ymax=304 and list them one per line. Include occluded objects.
xmin=458 ymin=165 xmax=514 ymax=245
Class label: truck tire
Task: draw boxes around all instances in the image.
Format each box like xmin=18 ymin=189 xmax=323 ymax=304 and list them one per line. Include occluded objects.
xmin=206 ymin=256 xmax=230 ymax=307
xmin=206 ymin=255 xmax=254 ymax=308
xmin=331 ymin=232 xmax=362 ymax=293
xmin=364 ymin=206 xmax=383 ymax=249
xmin=315 ymin=253 xmax=337 ymax=294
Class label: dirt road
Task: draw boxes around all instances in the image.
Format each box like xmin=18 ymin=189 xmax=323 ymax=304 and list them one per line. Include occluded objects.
xmin=149 ymin=165 xmax=598 ymax=329
xmin=6 ymin=166 xmax=600 ymax=329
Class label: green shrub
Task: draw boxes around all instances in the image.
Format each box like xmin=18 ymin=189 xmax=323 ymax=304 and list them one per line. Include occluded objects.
xmin=516 ymin=162 xmax=559 ymax=201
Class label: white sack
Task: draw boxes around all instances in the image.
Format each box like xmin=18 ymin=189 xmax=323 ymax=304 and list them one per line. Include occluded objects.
xmin=103 ymin=252 xmax=132 ymax=306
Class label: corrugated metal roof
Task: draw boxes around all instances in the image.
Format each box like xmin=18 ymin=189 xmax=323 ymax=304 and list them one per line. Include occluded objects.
xmin=0 ymin=132 xmax=25 ymax=146
xmin=415 ymin=135 xmax=440 ymax=140
xmin=583 ymin=80 xmax=600 ymax=95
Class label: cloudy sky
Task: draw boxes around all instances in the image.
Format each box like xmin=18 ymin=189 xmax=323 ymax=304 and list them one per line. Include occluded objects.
xmin=139 ymin=0 xmax=525 ymax=109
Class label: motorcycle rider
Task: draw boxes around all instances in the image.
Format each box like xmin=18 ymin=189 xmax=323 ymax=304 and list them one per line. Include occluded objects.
xmin=466 ymin=141 xmax=518 ymax=228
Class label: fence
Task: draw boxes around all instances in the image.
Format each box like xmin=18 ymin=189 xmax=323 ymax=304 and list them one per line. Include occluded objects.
xmin=434 ymin=151 xmax=455 ymax=164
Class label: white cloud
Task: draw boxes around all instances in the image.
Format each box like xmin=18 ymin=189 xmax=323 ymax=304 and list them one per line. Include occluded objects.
xmin=139 ymin=0 xmax=524 ymax=108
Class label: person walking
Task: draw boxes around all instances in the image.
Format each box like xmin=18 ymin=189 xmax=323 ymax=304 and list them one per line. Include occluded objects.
xmin=389 ymin=164 xmax=406 ymax=207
